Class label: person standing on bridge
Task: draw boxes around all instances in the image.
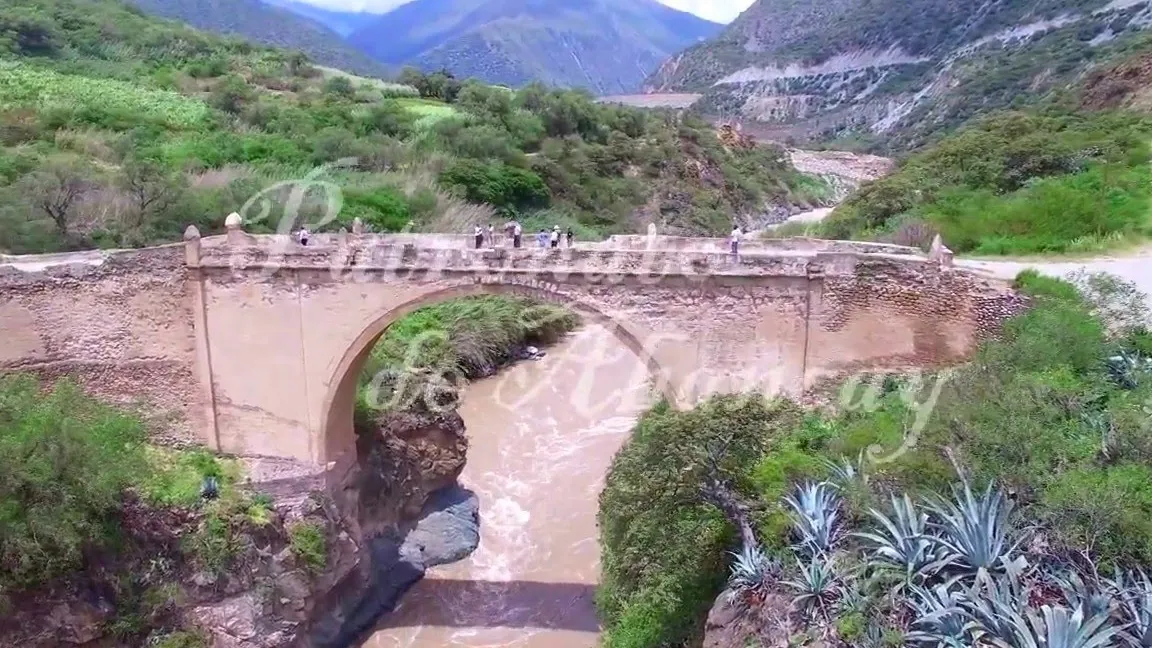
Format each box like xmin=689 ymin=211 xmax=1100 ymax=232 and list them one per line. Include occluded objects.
xmin=298 ymin=227 xmax=310 ymax=246
xmin=550 ymin=226 xmax=560 ymax=249
xmin=730 ymin=224 xmax=742 ymax=256
xmin=474 ymin=224 xmax=484 ymax=249
xmin=513 ymin=221 xmax=523 ymax=248
xmin=537 ymin=229 xmax=548 ymax=248
xmin=565 ymin=227 xmax=574 ymax=248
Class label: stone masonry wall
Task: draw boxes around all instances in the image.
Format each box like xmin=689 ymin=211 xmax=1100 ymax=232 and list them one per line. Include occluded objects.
xmin=0 ymin=230 xmax=1020 ymax=463
xmin=0 ymin=246 xmax=204 ymax=444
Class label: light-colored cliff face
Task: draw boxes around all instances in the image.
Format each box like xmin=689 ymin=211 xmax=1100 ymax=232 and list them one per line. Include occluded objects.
xmin=649 ymin=0 xmax=1152 ymax=148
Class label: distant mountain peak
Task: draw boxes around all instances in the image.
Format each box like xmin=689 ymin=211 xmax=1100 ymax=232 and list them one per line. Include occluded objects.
xmin=345 ymin=0 xmax=723 ymax=92
xmin=129 ymin=0 xmax=392 ymax=76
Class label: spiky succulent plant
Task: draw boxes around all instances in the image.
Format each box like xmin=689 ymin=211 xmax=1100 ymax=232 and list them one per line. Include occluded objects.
xmin=960 ymin=565 xmax=1032 ymax=645
xmin=925 ymin=481 xmax=1023 ymax=579
xmin=906 ymin=583 xmax=973 ymax=647
xmin=823 ymin=452 xmax=869 ymax=488
xmin=988 ymin=605 xmax=1120 ymax=648
xmin=1053 ymin=570 xmax=1113 ymax=620
xmin=785 ymin=481 xmax=843 ymax=558
xmin=1111 ymin=569 xmax=1152 ymax=647
xmin=784 ymin=556 xmax=842 ymax=619
xmin=727 ymin=543 xmax=781 ymax=604
xmin=856 ymin=493 xmax=941 ymax=589
xmin=1106 ymin=350 xmax=1152 ymax=390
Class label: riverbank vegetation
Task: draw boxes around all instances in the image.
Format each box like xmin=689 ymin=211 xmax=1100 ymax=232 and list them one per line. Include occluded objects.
xmin=822 ymin=110 xmax=1152 ymax=255
xmin=0 ymin=374 xmax=303 ymax=646
xmin=0 ymin=0 xmax=825 ymax=255
xmin=355 ymin=294 xmax=579 ymax=415
xmin=598 ymin=270 xmax=1152 ymax=646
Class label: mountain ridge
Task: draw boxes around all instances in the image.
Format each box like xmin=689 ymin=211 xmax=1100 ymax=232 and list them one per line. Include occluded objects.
xmin=128 ymin=0 xmax=393 ymax=77
xmin=260 ymin=0 xmax=382 ymax=36
xmin=648 ymin=0 xmax=1152 ymax=149
xmin=347 ymin=0 xmax=723 ymax=93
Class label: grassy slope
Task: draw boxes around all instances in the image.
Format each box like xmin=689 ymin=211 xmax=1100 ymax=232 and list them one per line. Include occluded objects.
xmin=0 ymin=0 xmax=819 ymax=255
xmin=128 ymin=0 xmax=392 ymax=77
xmin=598 ymin=270 xmax=1152 ymax=647
xmin=355 ymin=295 xmax=579 ymax=415
xmin=820 ymin=109 xmax=1152 ymax=255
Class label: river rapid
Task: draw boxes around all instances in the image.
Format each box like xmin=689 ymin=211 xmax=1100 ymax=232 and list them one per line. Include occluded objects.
xmin=362 ymin=323 xmax=655 ymax=648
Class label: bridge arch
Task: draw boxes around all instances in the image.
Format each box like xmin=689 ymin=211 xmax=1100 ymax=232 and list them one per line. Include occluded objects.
xmin=318 ymin=281 xmax=678 ymax=467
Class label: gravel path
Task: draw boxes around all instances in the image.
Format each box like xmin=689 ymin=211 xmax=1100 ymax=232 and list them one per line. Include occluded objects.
xmin=956 ymin=247 xmax=1152 ymax=308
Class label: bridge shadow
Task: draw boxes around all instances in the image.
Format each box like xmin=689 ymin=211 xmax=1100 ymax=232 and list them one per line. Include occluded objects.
xmin=374 ymin=578 xmax=600 ymax=633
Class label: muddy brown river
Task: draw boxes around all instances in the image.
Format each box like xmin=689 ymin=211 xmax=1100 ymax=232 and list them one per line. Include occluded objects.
xmin=363 ymin=324 xmax=654 ymax=648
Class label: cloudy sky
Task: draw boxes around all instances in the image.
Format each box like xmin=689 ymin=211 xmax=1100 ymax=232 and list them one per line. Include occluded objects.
xmin=297 ymin=0 xmax=755 ymax=23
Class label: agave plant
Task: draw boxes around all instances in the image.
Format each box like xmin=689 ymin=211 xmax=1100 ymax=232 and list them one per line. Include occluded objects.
xmin=823 ymin=452 xmax=869 ymax=488
xmin=986 ymin=605 xmax=1119 ymax=648
xmin=783 ymin=556 xmax=842 ymax=620
xmin=1106 ymin=350 xmax=1152 ymax=390
xmin=906 ymin=583 xmax=974 ymax=647
xmin=961 ymin=566 xmax=1033 ymax=646
xmin=1053 ymin=570 xmax=1113 ymax=620
xmin=726 ymin=543 xmax=782 ymax=605
xmin=856 ymin=493 xmax=941 ymax=589
xmin=785 ymin=481 xmax=843 ymax=557
xmin=1111 ymin=569 xmax=1152 ymax=647
xmin=925 ymin=481 xmax=1024 ymax=579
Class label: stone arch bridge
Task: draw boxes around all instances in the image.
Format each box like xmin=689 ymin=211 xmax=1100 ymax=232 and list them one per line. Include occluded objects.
xmin=0 ymin=224 xmax=1019 ymax=478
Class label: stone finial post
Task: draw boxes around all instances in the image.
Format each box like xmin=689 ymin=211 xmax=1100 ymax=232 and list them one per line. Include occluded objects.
xmin=352 ymin=217 xmax=364 ymax=235
xmin=224 ymin=212 xmax=246 ymax=245
xmin=183 ymin=225 xmax=201 ymax=267
xmin=646 ymin=222 xmax=657 ymax=250
xmin=928 ymin=234 xmax=954 ymax=267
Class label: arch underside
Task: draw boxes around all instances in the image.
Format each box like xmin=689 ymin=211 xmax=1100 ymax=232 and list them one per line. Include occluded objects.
xmin=319 ymin=281 xmax=677 ymax=471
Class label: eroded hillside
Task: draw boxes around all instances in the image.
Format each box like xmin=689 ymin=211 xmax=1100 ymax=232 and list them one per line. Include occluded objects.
xmin=649 ymin=0 xmax=1152 ymax=149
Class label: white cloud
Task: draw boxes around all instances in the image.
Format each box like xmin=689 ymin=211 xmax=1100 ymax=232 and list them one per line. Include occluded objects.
xmin=293 ymin=0 xmax=754 ymax=23
xmin=656 ymin=0 xmax=755 ymax=23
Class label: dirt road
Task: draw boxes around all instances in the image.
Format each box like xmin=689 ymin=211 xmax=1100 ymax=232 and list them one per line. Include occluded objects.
xmin=956 ymin=248 xmax=1152 ymax=309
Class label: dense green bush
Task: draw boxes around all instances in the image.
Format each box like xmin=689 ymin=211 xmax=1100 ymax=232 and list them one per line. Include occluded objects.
xmin=597 ymin=396 xmax=803 ymax=648
xmin=598 ymin=271 xmax=1152 ymax=648
xmin=357 ymin=295 xmax=580 ymax=413
xmin=0 ymin=375 xmax=148 ymax=590
xmin=438 ymin=159 xmax=550 ymax=216
xmin=823 ymin=110 xmax=1152 ymax=253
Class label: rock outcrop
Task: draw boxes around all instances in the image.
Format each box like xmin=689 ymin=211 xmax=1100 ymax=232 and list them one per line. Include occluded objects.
xmin=702 ymin=588 xmax=793 ymax=648
xmin=0 ymin=407 xmax=479 ymax=648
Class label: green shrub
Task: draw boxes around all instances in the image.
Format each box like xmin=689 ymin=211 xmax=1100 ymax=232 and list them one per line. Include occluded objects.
xmin=0 ymin=375 xmax=149 ymax=591
xmin=438 ymin=159 xmax=550 ymax=215
xmin=288 ymin=522 xmax=327 ymax=572
xmin=598 ymin=396 xmax=802 ymax=648
xmin=1041 ymin=464 xmax=1152 ymax=566
xmin=822 ymin=109 xmax=1152 ymax=253
xmin=341 ymin=185 xmax=411 ymax=232
xmin=358 ymin=295 xmax=579 ymax=411
xmin=153 ymin=630 xmax=209 ymax=648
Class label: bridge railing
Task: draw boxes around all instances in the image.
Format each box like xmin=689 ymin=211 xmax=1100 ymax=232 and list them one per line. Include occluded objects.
xmin=183 ymin=223 xmax=968 ymax=289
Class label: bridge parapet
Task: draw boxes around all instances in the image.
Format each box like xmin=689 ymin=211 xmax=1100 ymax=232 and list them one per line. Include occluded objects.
xmin=189 ymin=232 xmax=958 ymax=285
